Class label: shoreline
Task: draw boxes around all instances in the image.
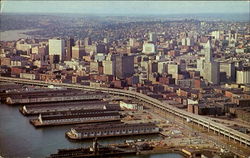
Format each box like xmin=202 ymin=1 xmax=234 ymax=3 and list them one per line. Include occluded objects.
xmin=0 ymin=29 xmax=40 ymax=41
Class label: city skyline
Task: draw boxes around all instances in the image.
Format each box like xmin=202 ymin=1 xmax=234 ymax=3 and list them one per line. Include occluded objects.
xmin=0 ymin=1 xmax=250 ymax=157
xmin=1 ymin=1 xmax=249 ymax=15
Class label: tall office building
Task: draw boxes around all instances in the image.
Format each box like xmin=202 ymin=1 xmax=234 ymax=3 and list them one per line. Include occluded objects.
xmin=72 ymin=46 xmax=85 ymax=59
xmin=211 ymin=31 xmax=221 ymax=40
xmin=158 ymin=61 xmax=168 ymax=74
xmin=149 ymin=32 xmax=157 ymax=42
xmin=204 ymin=41 xmax=212 ymax=62
xmin=49 ymin=38 xmax=65 ymax=61
xmin=203 ymin=62 xmax=220 ymax=84
xmin=236 ymin=67 xmax=250 ymax=84
xmin=103 ymin=60 xmax=115 ymax=75
xmin=220 ymin=62 xmax=236 ymax=82
xmin=65 ymin=38 xmax=75 ymax=61
xmin=228 ymin=30 xmax=238 ymax=47
xmin=129 ymin=38 xmax=136 ymax=47
xmin=181 ymin=38 xmax=186 ymax=46
xmin=96 ymin=44 xmax=107 ymax=54
xmin=103 ymin=54 xmax=115 ymax=75
xmin=167 ymin=63 xmax=179 ymax=79
xmin=84 ymin=37 xmax=92 ymax=46
xmin=115 ymin=54 xmax=134 ymax=79
xmin=203 ymin=40 xmax=220 ymax=84
xmin=197 ymin=57 xmax=206 ymax=75
xmin=148 ymin=61 xmax=158 ymax=75
xmin=186 ymin=37 xmax=194 ymax=46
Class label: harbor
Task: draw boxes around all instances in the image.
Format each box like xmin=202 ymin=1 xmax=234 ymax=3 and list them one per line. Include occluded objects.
xmin=1 ymin=103 xmax=176 ymax=158
xmin=0 ymin=83 xmax=239 ymax=158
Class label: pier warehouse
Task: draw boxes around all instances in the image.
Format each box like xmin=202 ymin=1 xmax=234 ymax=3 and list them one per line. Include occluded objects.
xmin=20 ymin=101 xmax=120 ymax=116
xmin=30 ymin=109 xmax=121 ymax=127
xmin=5 ymin=91 xmax=106 ymax=104
xmin=66 ymin=123 xmax=160 ymax=140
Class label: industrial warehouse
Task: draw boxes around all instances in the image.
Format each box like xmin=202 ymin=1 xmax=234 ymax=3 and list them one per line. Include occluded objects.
xmin=30 ymin=109 xmax=121 ymax=127
xmin=5 ymin=91 xmax=106 ymax=104
xmin=19 ymin=101 xmax=119 ymax=116
xmin=66 ymin=122 xmax=160 ymax=140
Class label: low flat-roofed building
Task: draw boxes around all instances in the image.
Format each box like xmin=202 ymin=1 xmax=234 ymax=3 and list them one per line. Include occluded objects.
xmin=67 ymin=122 xmax=160 ymax=139
xmin=119 ymin=100 xmax=143 ymax=110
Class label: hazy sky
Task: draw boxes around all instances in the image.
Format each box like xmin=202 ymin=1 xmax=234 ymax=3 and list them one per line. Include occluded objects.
xmin=1 ymin=1 xmax=249 ymax=15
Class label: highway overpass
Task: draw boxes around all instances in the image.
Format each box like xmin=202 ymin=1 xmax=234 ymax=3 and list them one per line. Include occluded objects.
xmin=0 ymin=76 xmax=249 ymax=147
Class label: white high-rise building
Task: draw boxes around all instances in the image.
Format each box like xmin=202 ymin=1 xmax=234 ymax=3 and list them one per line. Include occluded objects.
xmin=49 ymin=38 xmax=65 ymax=61
xmin=182 ymin=37 xmax=194 ymax=46
xmin=211 ymin=31 xmax=221 ymax=40
xmin=204 ymin=40 xmax=212 ymax=62
xmin=203 ymin=62 xmax=220 ymax=84
xmin=186 ymin=37 xmax=194 ymax=46
xmin=236 ymin=69 xmax=250 ymax=84
xmin=129 ymin=38 xmax=136 ymax=47
xmin=103 ymin=60 xmax=115 ymax=75
xmin=142 ymin=43 xmax=155 ymax=54
xmin=149 ymin=32 xmax=157 ymax=42
xmin=220 ymin=62 xmax=236 ymax=82
xmin=167 ymin=63 xmax=179 ymax=79
xmin=199 ymin=40 xmax=220 ymax=84
xmin=158 ymin=61 xmax=168 ymax=74
xmin=181 ymin=38 xmax=186 ymax=46
xmin=197 ymin=57 xmax=206 ymax=76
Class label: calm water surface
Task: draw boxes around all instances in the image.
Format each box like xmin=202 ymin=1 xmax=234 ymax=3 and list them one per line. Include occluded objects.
xmin=0 ymin=104 xmax=184 ymax=158
xmin=0 ymin=29 xmax=39 ymax=41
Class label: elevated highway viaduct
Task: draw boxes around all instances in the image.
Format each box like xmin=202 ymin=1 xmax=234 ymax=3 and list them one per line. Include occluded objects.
xmin=0 ymin=76 xmax=249 ymax=147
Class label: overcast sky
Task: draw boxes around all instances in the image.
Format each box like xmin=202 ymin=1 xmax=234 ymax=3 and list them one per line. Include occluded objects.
xmin=1 ymin=1 xmax=249 ymax=15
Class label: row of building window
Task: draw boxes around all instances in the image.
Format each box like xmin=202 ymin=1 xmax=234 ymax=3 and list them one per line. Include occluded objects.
xmin=77 ymin=128 xmax=158 ymax=137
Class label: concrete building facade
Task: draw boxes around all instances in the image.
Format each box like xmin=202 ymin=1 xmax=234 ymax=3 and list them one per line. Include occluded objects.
xmin=142 ymin=43 xmax=155 ymax=54
xmin=49 ymin=38 xmax=65 ymax=61
xmin=236 ymin=68 xmax=250 ymax=84
xmin=115 ymin=54 xmax=134 ymax=79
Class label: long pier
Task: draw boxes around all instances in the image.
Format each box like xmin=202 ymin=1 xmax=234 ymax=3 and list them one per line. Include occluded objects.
xmin=5 ymin=92 xmax=105 ymax=104
xmin=19 ymin=101 xmax=110 ymax=116
xmin=66 ymin=122 xmax=159 ymax=140
xmin=0 ymin=76 xmax=249 ymax=147
xmin=30 ymin=109 xmax=121 ymax=127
